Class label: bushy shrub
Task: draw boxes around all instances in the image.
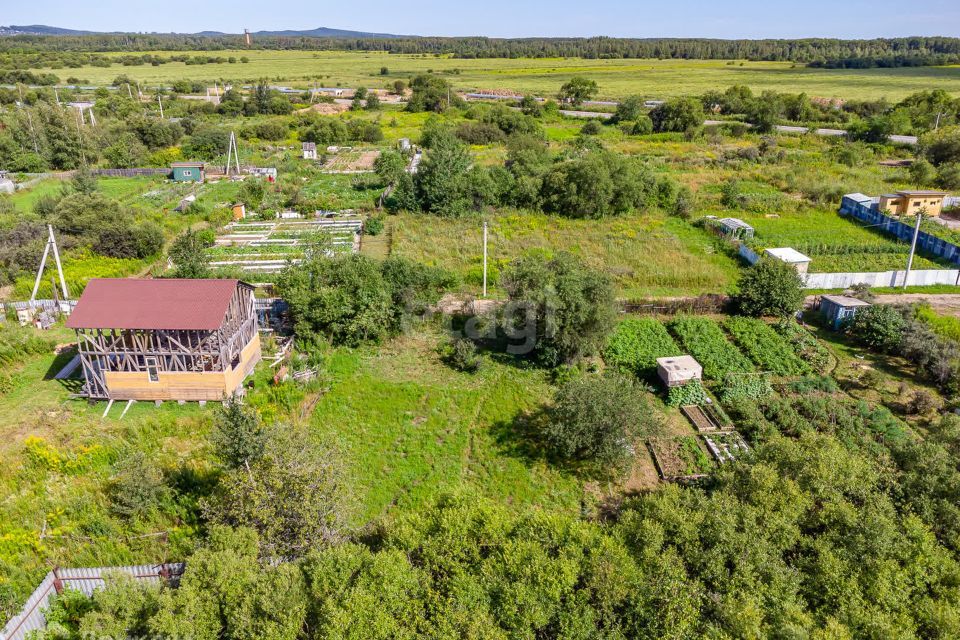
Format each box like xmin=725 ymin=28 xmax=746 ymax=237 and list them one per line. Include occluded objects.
xmin=364 ymin=215 xmax=384 ymax=236
xmin=108 ymin=451 xmax=169 ymax=520
xmin=736 ymin=258 xmax=805 ymax=318
xmin=443 ymin=337 xmax=481 ymax=373
xmin=580 ymin=119 xmax=603 ymax=136
xmin=667 ymin=379 xmax=709 ymax=407
xmin=545 ymin=372 xmax=660 ymax=470
xmin=212 ymin=399 xmax=266 ymax=469
xmin=847 ymin=304 xmax=907 ymax=352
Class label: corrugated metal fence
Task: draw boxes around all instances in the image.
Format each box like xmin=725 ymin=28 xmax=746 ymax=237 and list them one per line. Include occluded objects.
xmin=737 ymin=206 xmax=960 ymax=289
xmin=89 ymin=168 xmax=172 ymax=178
xmin=1 ymin=563 xmax=185 ymax=640
xmin=840 ymin=195 xmax=960 ymax=265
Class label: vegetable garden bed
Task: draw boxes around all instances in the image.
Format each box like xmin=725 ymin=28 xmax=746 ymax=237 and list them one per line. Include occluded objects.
xmin=648 ymin=437 xmax=714 ymax=481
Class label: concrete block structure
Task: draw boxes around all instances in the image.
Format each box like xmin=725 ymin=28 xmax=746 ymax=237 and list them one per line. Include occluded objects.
xmin=657 ymin=355 xmax=703 ymax=388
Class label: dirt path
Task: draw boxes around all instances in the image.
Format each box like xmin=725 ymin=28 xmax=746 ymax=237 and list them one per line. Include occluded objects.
xmin=874 ymin=294 xmax=960 ymax=316
xmin=806 ymin=293 xmax=960 ymax=317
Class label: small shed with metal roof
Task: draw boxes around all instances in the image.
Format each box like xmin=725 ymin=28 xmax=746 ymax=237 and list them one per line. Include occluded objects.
xmin=764 ymin=247 xmax=812 ymax=274
xmin=820 ymin=295 xmax=871 ymax=330
xmin=170 ymin=161 xmax=205 ymax=182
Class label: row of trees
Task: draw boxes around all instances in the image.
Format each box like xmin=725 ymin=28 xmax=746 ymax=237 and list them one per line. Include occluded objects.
xmin=848 ymin=302 xmax=960 ymax=392
xmin=382 ymin=123 xmax=689 ymax=219
xmin=4 ymin=33 xmax=960 ymax=64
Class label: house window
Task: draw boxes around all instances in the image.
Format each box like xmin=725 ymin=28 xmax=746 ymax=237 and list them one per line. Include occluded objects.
xmin=182 ymin=170 xmax=192 ymax=177
xmin=145 ymin=357 xmax=159 ymax=383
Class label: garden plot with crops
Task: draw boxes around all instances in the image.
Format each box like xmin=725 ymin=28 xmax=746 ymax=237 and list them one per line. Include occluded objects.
xmin=737 ymin=207 xmax=950 ymax=272
xmin=322 ymin=149 xmax=381 ymax=173
xmin=208 ymin=217 xmax=362 ymax=275
xmin=603 ymin=318 xmax=683 ymax=378
xmin=667 ymin=316 xmax=754 ymax=380
xmin=724 ymin=317 xmax=811 ymax=376
xmin=648 ymin=437 xmax=715 ymax=481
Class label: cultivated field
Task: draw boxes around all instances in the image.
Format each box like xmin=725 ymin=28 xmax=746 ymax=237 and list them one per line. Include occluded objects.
xmin=45 ymin=50 xmax=960 ymax=101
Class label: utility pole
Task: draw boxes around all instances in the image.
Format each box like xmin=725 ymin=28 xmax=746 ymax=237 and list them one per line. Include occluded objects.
xmin=903 ymin=209 xmax=924 ymax=290
xmin=24 ymin=109 xmax=40 ymax=154
xmin=482 ymin=221 xmax=488 ymax=298
xmin=31 ymin=225 xmax=69 ymax=302
xmin=157 ymin=91 xmax=164 ymax=119
xmin=225 ymin=131 xmax=241 ymax=177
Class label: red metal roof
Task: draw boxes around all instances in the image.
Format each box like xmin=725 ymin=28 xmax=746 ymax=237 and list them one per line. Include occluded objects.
xmin=67 ymin=279 xmax=243 ymax=331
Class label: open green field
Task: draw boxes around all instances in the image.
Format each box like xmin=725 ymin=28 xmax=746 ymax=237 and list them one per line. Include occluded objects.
xmin=48 ymin=50 xmax=960 ymax=101
xmin=387 ymin=210 xmax=742 ymax=298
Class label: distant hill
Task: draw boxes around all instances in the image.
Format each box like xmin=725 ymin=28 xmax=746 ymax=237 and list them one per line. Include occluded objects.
xmin=0 ymin=24 xmax=97 ymax=36
xmin=0 ymin=25 xmax=411 ymax=38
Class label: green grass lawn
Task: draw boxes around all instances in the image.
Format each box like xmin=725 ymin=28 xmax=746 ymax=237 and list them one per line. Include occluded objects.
xmin=389 ymin=210 xmax=741 ymax=298
xmin=309 ymin=331 xmax=582 ymax=525
xmin=46 ymin=51 xmax=960 ymax=101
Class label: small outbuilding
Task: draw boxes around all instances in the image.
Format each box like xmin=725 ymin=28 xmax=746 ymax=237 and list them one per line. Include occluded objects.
xmin=302 ymin=142 xmax=318 ymax=160
xmin=879 ymin=190 xmax=948 ymax=217
xmin=232 ymin=203 xmax=246 ymax=220
xmin=171 ymin=162 xmax=205 ymax=182
xmin=657 ymin=355 xmax=703 ymax=388
xmin=717 ymin=217 xmax=755 ymax=240
xmin=820 ymin=295 xmax=871 ymax=330
xmin=764 ymin=247 xmax=812 ymax=274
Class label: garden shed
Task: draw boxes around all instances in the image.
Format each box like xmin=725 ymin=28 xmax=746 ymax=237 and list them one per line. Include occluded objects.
xmin=657 ymin=355 xmax=703 ymax=388
xmin=820 ymin=295 xmax=871 ymax=330
xmin=765 ymin=247 xmax=812 ymax=274
xmin=171 ymin=162 xmax=205 ymax=182
xmin=302 ymin=142 xmax=318 ymax=160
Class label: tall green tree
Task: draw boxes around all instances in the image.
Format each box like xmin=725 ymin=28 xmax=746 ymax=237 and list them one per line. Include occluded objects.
xmin=501 ymin=252 xmax=616 ymax=366
xmin=650 ymin=97 xmax=705 ymax=133
xmin=414 ymin=131 xmax=471 ymax=217
xmin=558 ymin=76 xmax=599 ymax=106
xmin=546 ymin=372 xmax=661 ymax=471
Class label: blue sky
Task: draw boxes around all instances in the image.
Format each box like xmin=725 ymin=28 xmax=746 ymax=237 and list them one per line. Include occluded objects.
xmin=4 ymin=0 xmax=960 ymax=39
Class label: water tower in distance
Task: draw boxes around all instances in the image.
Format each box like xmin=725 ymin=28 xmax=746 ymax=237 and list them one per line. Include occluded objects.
xmin=244 ymin=29 xmax=251 ymax=46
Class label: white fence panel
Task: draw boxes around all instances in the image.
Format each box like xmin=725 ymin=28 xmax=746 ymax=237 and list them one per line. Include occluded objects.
xmin=803 ymin=269 xmax=960 ymax=289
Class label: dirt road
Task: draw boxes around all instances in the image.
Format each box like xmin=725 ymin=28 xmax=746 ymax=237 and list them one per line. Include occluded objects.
xmin=807 ymin=293 xmax=960 ymax=317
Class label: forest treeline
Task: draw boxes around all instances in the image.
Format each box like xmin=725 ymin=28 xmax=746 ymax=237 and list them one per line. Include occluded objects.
xmin=1 ymin=35 xmax=960 ymax=68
